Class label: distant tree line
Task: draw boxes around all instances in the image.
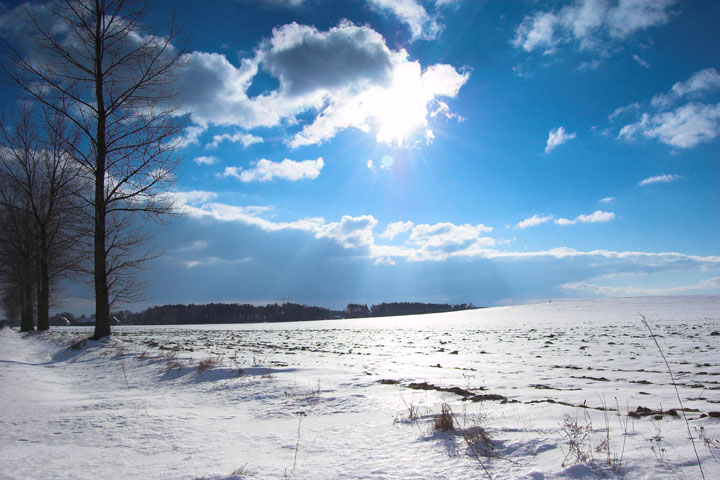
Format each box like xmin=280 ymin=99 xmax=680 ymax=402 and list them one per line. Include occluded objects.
xmin=343 ymin=302 xmax=476 ymax=319
xmin=45 ymin=301 xmax=478 ymax=326
xmin=108 ymin=303 xmax=333 ymax=325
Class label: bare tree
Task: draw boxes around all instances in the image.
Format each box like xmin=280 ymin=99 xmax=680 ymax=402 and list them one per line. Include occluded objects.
xmin=2 ymin=0 xmax=186 ymax=338
xmin=0 ymin=106 xmax=86 ymax=331
xmin=0 ymin=168 xmax=36 ymax=332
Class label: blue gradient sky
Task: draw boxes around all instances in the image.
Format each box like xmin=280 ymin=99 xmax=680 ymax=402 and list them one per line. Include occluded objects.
xmin=2 ymin=0 xmax=718 ymax=312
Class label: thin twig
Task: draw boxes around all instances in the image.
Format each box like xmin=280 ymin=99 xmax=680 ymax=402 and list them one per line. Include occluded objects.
xmin=293 ymin=411 xmax=306 ymax=472
xmin=640 ymin=313 xmax=705 ymax=479
xmin=118 ymin=344 xmax=151 ymax=418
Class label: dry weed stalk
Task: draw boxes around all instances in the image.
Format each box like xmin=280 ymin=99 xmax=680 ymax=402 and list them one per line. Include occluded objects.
xmin=433 ymin=402 xmax=455 ymax=432
xmin=197 ymin=356 xmax=222 ymax=374
xmin=560 ymin=413 xmax=593 ymax=467
xmin=640 ymin=313 xmax=705 ymax=479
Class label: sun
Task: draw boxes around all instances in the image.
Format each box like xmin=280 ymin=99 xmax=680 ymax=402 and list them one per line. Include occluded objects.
xmin=370 ymin=62 xmax=431 ymax=146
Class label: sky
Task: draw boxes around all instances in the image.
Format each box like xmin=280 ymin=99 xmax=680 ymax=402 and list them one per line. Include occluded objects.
xmin=1 ymin=0 xmax=719 ymax=312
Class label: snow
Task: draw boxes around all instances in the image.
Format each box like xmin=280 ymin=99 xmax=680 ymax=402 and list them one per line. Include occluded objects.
xmin=1 ymin=295 xmax=719 ymax=479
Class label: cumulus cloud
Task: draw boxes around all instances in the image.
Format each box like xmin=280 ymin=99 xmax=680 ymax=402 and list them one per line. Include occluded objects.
xmin=206 ymin=132 xmax=263 ymax=149
xmin=173 ymin=21 xmax=468 ymax=148
xmin=380 ymin=221 xmax=415 ymax=239
xmin=618 ymin=68 xmax=720 ymax=149
xmin=262 ymin=21 xmax=394 ymax=96
xmin=168 ymin=192 xmax=720 ymax=283
xmin=545 ymin=126 xmax=576 ymax=153
xmin=651 ymin=67 xmax=720 ymax=108
xmin=638 ymin=174 xmax=680 ymax=186
xmin=290 ymin=60 xmax=469 ymax=147
xmin=175 ymin=52 xmax=267 ymax=128
xmin=405 ymin=222 xmax=495 ymax=259
xmin=555 ymin=210 xmax=615 ymax=225
xmin=175 ymin=125 xmax=206 ymax=149
xmin=315 ymin=215 xmax=378 ymax=248
xmin=516 ymin=214 xmax=554 ymax=228
xmin=194 ymin=156 xmax=218 ymax=166
xmin=222 ymin=157 xmax=324 ymax=182
xmin=619 ymin=103 xmax=720 ymax=148
xmin=367 ymin=0 xmax=440 ymax=41
xmin=513 ymin=0 xmax=676 ymax=54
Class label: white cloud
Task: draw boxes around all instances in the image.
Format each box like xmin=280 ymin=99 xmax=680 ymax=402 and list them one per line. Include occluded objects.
xmin=632 ymin=54 xmax=649 ymax=69
xmin=174 ymin=22 xmax=468 ymax=148
xmin=315 ymin=215 xmax=378 ymax=248
xmin=168 ymin=192 xmax=720 ymax=281
xmin=608 ymin=102 xmax=639 ymax=121
xmin=555 ymin=210 xmax=615 ymax=225
xmin=619 ymin=103 xmax=720 ymax=148
xmin=170 ymin=192 xmax=324 ymax=232
xmin=222 ymin=157 xmax=324 ymax=182
xmin=651 ymin=68 xmax=720 ymax=108
xmin=638 ymin=174 xmax=680 ymax=186
xmin=206 ymin=132 xmax=263 ymax=149
xmin=562 ymin=276 xmax=720 ymax=296
xmin=516 ymin=214 xmax=553 ymax=228
xmin=577 ymin=210 xmax=615 ymax=223
xmin=194 ymin=156 xmax=218 ymax=166
xmin=380 ymin=221 xmax=415 ymax=239
xmin=513 ymin=11 xmax=559 ymax=53
xmin=671 ymin=67 xmax=720 ymax=98
xmin=175 ymin=125 xmax=206 ymax=149
xmin=619 ymin=69 xmax=720 ymax=149
xmin=290 ymin=61 xmax=469 ymax=147
xmin=599 ymin=196 xmax=615 ymax=203
xmin=513 ymin=0 xmax=676 ymax=54
xmin=263 ymin=0 xmax=306 ymax=7
xmin=545 ymin=126 xmax=576 ymax=153
xmin=262 ymin=21 xmax=395 ymax=97
xmin=367 ymin=0 xmax=440 ymax=41
xmin=405 ymin=222 xmax=495 ymax=260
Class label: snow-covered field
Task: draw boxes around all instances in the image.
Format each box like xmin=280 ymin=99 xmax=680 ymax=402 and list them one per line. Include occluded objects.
xmin=1 ymin=296 xmax=719 ymax=479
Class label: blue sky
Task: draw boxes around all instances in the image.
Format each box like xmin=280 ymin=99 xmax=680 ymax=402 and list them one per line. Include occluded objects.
xmin=2 ymin=0 xmax=719 ymax=312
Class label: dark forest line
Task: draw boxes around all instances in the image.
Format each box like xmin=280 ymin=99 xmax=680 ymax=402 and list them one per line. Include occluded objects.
xmin=49 ymin=301 xmax=479 ymax=326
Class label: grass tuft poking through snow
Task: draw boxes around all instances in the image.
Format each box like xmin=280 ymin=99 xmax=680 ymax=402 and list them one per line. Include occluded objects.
xmin=433 ymin=402 xmax=455 ymax=432
xmin=197 ymin=356 xmax=223 ymax=374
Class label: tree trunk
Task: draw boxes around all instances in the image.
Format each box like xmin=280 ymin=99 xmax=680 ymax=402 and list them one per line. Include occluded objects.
xmin=36 ymin=226 xmax=50 ymax=331
xmin=20 ymin=261 xmax=34 ymax=332
xmin=92 ymin=2 xmax=110 ymax=340
xmin=93 ymin=199 xmax=110 ymax=339
xmin=37 ymin=263 xmax=50 ymax=331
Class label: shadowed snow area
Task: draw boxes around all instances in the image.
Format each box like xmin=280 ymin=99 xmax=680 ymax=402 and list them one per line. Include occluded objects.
xmin=1 ymin=296 xmax=719 ymax=479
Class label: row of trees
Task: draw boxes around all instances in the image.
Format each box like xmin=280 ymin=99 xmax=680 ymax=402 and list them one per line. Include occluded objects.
xmin=0 ymin=0 xmax=185 ymax=338
xmin=0 ymin=108 xmax=85 ymax=331
xmin=73 ymin=301 xmax=478 ymax=326
xmin=116 ymin=303 xmax=334 ymax=325
xmin=344 ymin=302 xmax=476 ymax=318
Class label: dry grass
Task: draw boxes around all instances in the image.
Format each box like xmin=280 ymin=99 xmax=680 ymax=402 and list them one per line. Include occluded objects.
xmin=197 ymin=356 xmax=223 ymax=373
xmin=394 ymin=393 xmax=421 ymax=423
xmin=433 ymin=402 xmax=455 ymax=432
xmin=285 ymin=380 xmax=321 ymax=403
xmin=231 ymin=462 xmax=253 ymax=477
xmin=160 ymin=350 xmax=183 ymax=374
xmin=640 ymin=314 xmax=705 ymax=479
